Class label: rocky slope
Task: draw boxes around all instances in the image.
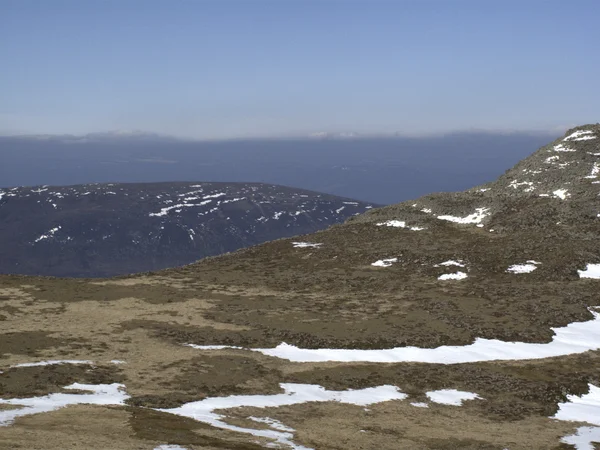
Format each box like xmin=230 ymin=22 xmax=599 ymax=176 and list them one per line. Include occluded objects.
xmin=0 ymin=182 xmax=376 ymax=277
xmin=1 ymin=125 xmax=600 ymax=450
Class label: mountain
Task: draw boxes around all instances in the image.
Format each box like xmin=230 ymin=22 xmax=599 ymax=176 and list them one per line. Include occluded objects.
xmin=1 ymin=125 xmax=600 ymax=449
xmin=0 ymin=182 xmax=376 ymax=277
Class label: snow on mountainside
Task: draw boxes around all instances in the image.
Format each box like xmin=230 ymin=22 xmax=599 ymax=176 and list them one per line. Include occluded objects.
xmin=350 ymin=124 xmax=600 ymax=233
xmin=0 ymin=182 xmax=376 ymax=277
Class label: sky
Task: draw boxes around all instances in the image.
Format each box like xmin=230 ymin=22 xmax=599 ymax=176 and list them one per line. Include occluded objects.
xmin=1 ymin=0 xmax=599 ymax=140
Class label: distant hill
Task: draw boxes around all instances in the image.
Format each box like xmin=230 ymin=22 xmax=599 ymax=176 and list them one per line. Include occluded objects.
xmin=0 ymin=181 xmax=376 ymax=277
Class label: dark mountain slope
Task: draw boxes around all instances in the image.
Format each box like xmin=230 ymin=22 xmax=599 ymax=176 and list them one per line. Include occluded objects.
xmin=0 ymin=181 xmax=376 ymax=277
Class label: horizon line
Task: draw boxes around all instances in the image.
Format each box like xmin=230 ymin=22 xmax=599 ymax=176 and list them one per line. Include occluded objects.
xmin=0 ymin=126 xmax=569 ymax=143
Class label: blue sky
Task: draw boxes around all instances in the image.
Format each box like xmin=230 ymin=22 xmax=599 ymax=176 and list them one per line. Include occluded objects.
xmin=1 ymin=0 xmax=598 ymax=139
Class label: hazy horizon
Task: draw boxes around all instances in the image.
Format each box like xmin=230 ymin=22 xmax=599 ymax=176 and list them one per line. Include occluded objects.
xmin=0 ymin=131 xmax=557 ymax=204
xmin=2 ymin=0 xmax=598 ymax=139
xmin=0 ymin=126 xmax=563 ymax=141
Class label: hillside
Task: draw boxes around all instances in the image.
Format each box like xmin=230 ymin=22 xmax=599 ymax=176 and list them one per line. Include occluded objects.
xmin=0 ymin=182 xmax=376 ymax=277
xmin=1 ymin=125 xmax=600 ymax=449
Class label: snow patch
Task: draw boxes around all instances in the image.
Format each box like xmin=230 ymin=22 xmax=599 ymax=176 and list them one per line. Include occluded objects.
xmin=553 ymin=189 xmax=570 ymax=200
xmin=203 ymin=192 xmax=226 ymax=199
xmin=0 ymin=383 xmax=128 ymax=426
xmin=11 ymin=360 xmax=92 ymax=368
xmin=376 ymin=220 xmax=424 ymax=231
xmin=553 ymin=144 xmax=576 ymax=152
xmin=585 ymin=163 xmax=600 ymax=179
xmin=555 ymin=384 xmax=600 ymax=449
xmin=292 ymin=242 xmax=322 ymax=248
xmin=34 ymin=226 xmax=61 ymax=243
xmin=437 ymin=208 xmax=489 ymax=225
xmin=249 ymin=416 xmax=295 ymax=432
xmin=508 ymin=180 xmax=536 ymax=192
xmin=158 ymin=384 xmax=406 ymax=450
xmin=410 ymin=402 xmax=429 ymax=408
xmin=578 ymin=264 xmax=600 ymax=279
xmin=426 ymin=389 xmax=481 ymax=406
xmin=565 ymin=130 xmax=595 ymax=141
xmin=506 ymin=261 xmax=540 ymax=274
xmin=188 ymin=308 xmax=600 ymax=363
xmin=149 ymin=200 xmax=212 ymax=217
xmin=438 ymin=272 xmax=468 ymax=281
xmin=435 ymin=260 xmax=465 ymax=268
xmin=371 ymin=258 xmax=398 ymax=267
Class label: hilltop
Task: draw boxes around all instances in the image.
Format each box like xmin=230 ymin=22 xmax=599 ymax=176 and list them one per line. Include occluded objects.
xmin=1 ymin=125 xmax=600 ymax=449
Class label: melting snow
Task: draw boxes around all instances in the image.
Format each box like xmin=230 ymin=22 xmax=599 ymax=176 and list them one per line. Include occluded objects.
xmin=426 ymin=389 xmax=481 ymax=406
xmin=158 ymin=384 xmax=406 ymax=450
xmin=34 ymin=226 xmax=61 ymax=243
xmin=508 ymin=180 xmax=536 ymax=192
xmin=435 ymin=260 xmax=465 ymax=268
xmin=154 ymin=446 xmax=188 ymax=450
xmin=189 ymin=308 xmax=600 ymax=363
xmin=554 ymin=384 xmax=600 ymax=426
xmin=377 ymin=220 xmax=406 ymax=227
xmin=0 ymin=383 xmax=129 ymax=426
xmin=553 ymin=189 xmax=570 ymax=200
xmin=203 ymin=192 xmax=226 ymax=199
xmin=565 ymin=130 xmax=595 ymax=141
xmin=578 ymin=264 xmax=600 ymax=279
xmin=554 ymin=384 xmax=600 ymax=450
xmin=437 ymin=208 xmax=489 ymax=224
xmin=292 ymin=242 xmax=322 ymax=248
xmin=506 ymin=261 xmax=540 ymax=274
xmin=371 ymin=258 xmax=398 ymax=267
xmin=410 ymin=402 xmax=429 ymax=408
xmin=376 ymin=220 xmax=424 ymax=231
xmin=11 ymin=360 xmax=92 ymax=368
xmin=221 ymin=197 xmax=245 ymax=204
xmin=249 ymin=416 xmax=295 ymax=432
xmin=561 ymin=428 xmax=600 ymax=450
xmin=438 ymin=272 xmax=468 ymax=281
xmin=553 ymin=144 xmax=576 ymax=152
xmin=149 ymin=200 xmax=212 ymax=217
xmin=585 ymin=163 xmax=600 ymax=179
